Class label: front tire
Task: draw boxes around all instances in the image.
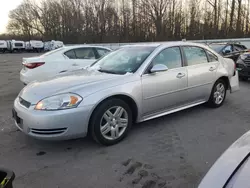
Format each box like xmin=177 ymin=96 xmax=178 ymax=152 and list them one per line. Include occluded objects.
xmin=90 ymin=98 xmax=132 ymax=146
xmin=207 ymin=79 xmax=227 ymax=108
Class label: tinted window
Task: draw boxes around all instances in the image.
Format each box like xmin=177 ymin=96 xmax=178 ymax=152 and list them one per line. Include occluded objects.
xmin=65 ymin=50 xmax=76 ymax=59
xmin=75 ymin=48 xmax=95 ymax=59
xmin=96 ymin=48 xmax=110 ymax=57
xmin=183 ymin=46 xmax=208 ymax=66
xmin=222 ymin=45 xmax=233 ymax=54
xmin=206 ymin=50 xmax=218 ymax=62
xmin=152 ymin=47 xmax=182 ymax=69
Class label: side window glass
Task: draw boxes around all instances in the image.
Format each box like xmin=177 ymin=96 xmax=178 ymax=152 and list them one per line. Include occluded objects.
xmin=183 ymin=46 xmax=208 ymax=66
xmin=96 ymin=48 xmax=110 ymax=58
xmin=64 ymin=50 xmax=76 ymax=59
xmin=206 ymin=50 xmax=218 ymax=62
xmin=222 ymin=45 xmax=233 ymax=54
xmin=74 ymin=48 xmax=96 ymax=59
xmin=152 ymin=47 xmax=182 ymax=69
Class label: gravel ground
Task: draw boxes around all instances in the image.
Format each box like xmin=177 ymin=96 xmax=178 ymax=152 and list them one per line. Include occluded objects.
xmin=0 ymin=53 xmax=250 ymax=188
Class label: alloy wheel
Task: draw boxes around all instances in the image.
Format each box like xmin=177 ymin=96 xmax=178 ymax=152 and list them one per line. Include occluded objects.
xmin=100 ymin=106 xmax=128 ymax=140
xmin=213 ymin=83 xmax=225 ymax=105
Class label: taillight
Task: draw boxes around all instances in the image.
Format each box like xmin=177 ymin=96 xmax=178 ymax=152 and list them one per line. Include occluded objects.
xmin=23 ymin=62 xmax=45 ymax=69
xmin=233 ymin=62 xmax=236 ymax=76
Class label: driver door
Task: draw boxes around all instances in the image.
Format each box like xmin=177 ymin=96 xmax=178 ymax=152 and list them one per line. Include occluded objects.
xmin=141 ymin=47 xmax=188 ymax=118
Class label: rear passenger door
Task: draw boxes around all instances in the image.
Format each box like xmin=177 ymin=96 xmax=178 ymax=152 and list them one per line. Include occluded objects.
xmin=182 ymin=46 xmax=219 ymax=103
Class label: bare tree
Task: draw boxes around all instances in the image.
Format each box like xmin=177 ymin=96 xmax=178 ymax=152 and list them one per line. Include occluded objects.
xmin=4 ymin=0 xmax=250 ymax=42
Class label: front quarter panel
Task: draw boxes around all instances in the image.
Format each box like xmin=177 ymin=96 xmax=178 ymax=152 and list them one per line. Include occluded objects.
xmin=80 ymin=79 xmax=143 ymax=122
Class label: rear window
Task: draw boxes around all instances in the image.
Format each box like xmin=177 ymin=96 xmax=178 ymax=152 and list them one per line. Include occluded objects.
xmin=209 ymin=44 xmax=226 ymax=53
xmin=40 ymin=47 xmax=64 ymax=57
xmin=234 ymin=44 xmax=247 ymax=51
xmin=206 ymin=50 xmax=218 ymax=62
xmin=64 ymin=50 xmax=76 ymax=59
xmin=96 ymin=48 xmax=110 ymax=57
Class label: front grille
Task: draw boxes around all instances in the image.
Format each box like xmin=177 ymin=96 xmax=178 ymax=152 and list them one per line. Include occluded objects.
xmin=19 ymin=97 xmax=31 ymax=108
xmin=30 ymin=128 xmax=67 ymax=135
xmin=244 ymin=57 xmax=250 ymax=63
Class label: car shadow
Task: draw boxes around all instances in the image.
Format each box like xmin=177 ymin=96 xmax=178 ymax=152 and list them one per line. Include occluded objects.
xmin=22 ymin=104 xmax=210 ymax=152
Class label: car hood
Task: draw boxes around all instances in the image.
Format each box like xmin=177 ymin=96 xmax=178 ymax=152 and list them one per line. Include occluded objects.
xmin=19 ymin=69 xmax=123 ymax=104
xmin=242 ymin=52 xmax=250 ymax=56
xmin=198 ymin=130 xmax=250 ymax=188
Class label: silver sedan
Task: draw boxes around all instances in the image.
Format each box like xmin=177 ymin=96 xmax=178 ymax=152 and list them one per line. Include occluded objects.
xmin=13 ymin=42 xmax=239 ymax=145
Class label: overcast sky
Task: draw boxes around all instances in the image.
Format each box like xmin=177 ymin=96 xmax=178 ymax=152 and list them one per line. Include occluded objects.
xmin=0 ymin=0 xmax=23 ymax=33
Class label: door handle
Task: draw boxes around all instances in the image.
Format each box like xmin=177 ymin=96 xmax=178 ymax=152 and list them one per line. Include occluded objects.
xmin=209 ymin=67 xmax=216 ymax=71
xmin=176 ymin=73 xmax=186 ymax=78
xmin=72 ymin=63 xmax=79 ymax=66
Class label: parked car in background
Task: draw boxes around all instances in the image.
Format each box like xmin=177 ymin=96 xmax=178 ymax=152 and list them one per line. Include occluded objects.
xmin=44 ymin=40 xmax=64 ymax=51
xmin=208 ymin=42 xmax=248 ymax=62
xmin=14 ymin=42 xmax=239 ymax=145
xmin=25 ymin=40 xmax=44 ymax=52
xmin=198 ymin=130 xmax=250 ymax=188
xmin=236 ymin=52 xmax=250 ymax=81
xmin=20 ymin=45 xmax=111 ymax=84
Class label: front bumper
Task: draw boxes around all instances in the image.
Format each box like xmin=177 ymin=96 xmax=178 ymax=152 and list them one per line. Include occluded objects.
xmin=13 ymin=97 xmax=93 ymax=140
xmin=237 ymin=67 xmax=250 ymax=77
xmin=236 ymin=61 xmax=250 ymax=77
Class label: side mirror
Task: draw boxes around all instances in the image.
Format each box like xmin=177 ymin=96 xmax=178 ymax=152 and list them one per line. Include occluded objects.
xmin=150 ymin=64 xmax=168 ymax=73
xmin=224 ymin=50 xmax=231 ymax=54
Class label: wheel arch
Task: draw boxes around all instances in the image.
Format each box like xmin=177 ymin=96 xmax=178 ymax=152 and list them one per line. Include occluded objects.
xmin=217 ymin=76 xmax=230 ymax=90
xmin=87 ymin=94 xmax=139 ymax=133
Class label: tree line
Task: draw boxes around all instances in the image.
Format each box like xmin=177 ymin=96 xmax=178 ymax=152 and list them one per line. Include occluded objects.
xmin=1 ymin=0 xmax=250 ymax=43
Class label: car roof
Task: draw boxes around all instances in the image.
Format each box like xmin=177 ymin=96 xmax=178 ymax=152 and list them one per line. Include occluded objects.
xmin=208 ymin=42 xmax=245 ymax=46
xmin=63 ymin=45 xmax=112 ymax=51
xmin=122 ymin=41 xmax=208 ymax=48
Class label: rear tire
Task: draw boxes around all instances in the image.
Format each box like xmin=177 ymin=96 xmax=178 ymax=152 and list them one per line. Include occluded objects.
xmin=90 ymin=98 xmax=132 ymax=146
xmin=207 ymin=79 xmax=227 ymax=108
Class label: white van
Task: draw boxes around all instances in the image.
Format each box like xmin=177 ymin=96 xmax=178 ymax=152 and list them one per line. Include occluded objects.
xmin=0 ymin=40 xmax=7 ymax=53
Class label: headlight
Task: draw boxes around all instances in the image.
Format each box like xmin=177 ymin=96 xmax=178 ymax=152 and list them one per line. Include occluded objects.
xmin=35 ymin=93 xmax=82 ymax=110
xmin=240 ymin=54 xmax=248 ymax=60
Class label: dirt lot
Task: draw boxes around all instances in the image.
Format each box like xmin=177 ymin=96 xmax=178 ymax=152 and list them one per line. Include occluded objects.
xmin=0 ymin=53 xmax=250 ymax=188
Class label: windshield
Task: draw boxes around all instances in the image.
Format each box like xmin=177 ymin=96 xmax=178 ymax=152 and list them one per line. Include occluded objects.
xmin=209 ymin=44 xmax=225 ymax=53
xmin=90 ymin=47 xmax=156 ymax=74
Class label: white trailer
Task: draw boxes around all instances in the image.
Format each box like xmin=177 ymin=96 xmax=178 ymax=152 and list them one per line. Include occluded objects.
xmin=25 ymin=40 xmax=44 ymax=52
xmin=7 ymin=40 xmax=25 ymax=52
xmin=0 ymin=40 xmax=7 ymax=53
